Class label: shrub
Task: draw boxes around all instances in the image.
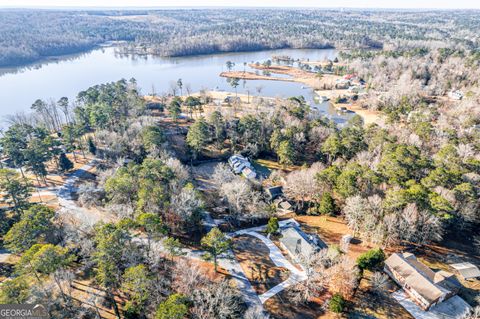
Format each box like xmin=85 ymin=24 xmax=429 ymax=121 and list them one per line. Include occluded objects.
xmin=356 ymin=248 xmax=385 ymax=271
xmin=266 ymin=217 xmax=279 ymax=235
xmin=329 ymin=293 xmax=345 ymax=313
xmin=156 ymin=293 xmax=189 ymax=319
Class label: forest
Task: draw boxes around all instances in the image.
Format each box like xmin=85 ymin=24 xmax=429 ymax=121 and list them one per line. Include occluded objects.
xmin=0 ymin=70 xmax=479 ymax=317
xmin=1 ymin=7 xmax=480 ymax=319
xmin=1 ymin=8 xmax=480 ymax=67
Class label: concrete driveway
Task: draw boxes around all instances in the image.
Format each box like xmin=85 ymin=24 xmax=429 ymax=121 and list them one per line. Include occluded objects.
xmin=231 ymin=218 xmax=308 ymax=304
xmin=392 ymin=290 xmax=472 ymax=319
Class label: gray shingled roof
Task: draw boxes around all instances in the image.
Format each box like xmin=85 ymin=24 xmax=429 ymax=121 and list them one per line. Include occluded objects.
xmin=279 ymin=226 xmax=327 ymax=258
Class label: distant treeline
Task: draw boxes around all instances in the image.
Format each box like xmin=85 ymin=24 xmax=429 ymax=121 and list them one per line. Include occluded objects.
xmin=1 ymin=9 xmax=479 ymax=67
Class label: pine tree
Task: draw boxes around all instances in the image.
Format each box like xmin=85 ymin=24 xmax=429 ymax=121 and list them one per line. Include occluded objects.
xmin=318 ymin=192 xmax=336 ymax=215
xmin=87 ymin=137 xmax=96 ymax=155
xmin=266 ymin=217 xmax=279 ymax=235
xmin=58 ymin=153 xmax=73 ymax=172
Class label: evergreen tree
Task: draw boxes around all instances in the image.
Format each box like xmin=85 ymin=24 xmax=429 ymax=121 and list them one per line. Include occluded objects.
xmin=0 ymin=168 xmax=32 ymax=214
xmin=4 ymin=205 xmax=55 ymax=253
xmin=156 ymin=294 xmax=189 ymax=319
xmin=266 ymin=217 xmax=279 ymax=235
xmin=318 ymin=192 xmax=336 ymax=215
xmin=186 ymin=117 xmax=210 ymax=159
xmin=87 ymin=137 xmax=96 ymax=155
xmin=201 ymin=227 xmax=231 ymax=272
xmin=0 ymin=276 xmax=30 ymax=304
xmin=58 ymin=153 xmax=73 ymax=172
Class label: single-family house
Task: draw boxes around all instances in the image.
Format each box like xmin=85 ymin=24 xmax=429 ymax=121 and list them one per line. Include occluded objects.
xmin=335 ymin=79 xmax=350 ymax=89
xmin=228 ymin=155 xmax=256 ymax=179
xmin=279 ymin=226 xmax=327 ymax=261
xmin=450 ymin=262 xmax=480 ymax=281
xmin=384 ymin=252 xmax=462 ymax=310
xmin=266 ymin=186 xmax=284 ymax=200
xmin=448 ymin=90 xmax=464 ymax=100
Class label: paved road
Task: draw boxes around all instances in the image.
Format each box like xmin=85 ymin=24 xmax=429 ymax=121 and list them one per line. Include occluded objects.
xmin=55 ymin=159 xmax=114 ymax=226
xmin=57 ymin=159 xmax=97 ymax=201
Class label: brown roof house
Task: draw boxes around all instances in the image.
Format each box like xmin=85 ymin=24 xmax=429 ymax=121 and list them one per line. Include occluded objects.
xmin=384 ymin=252 xmax=462 ymax=310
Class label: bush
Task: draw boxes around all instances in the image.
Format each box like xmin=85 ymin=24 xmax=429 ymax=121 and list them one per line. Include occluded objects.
xmin=329 ymin=293 xmax=345 ymax=313
xmin=156 ymin=293 xmax=189 ymax=319
xmin=266 ymin=217 xmax=279 ymax=235
xmin=356 ymin=248 xmax=385 ymax=271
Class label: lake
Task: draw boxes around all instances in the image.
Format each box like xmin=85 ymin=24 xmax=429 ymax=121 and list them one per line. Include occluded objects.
xmin=0 ymin=47 xmax=354 ymax=126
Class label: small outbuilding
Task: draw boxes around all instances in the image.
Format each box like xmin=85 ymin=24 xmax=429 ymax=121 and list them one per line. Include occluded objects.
xmin=450 ymin=262 xmax=480 ymax=280
xmin=273 ymin=198 xmax=293 ymax=216
xmin=448 ymin=90 xmax=464 ymax=100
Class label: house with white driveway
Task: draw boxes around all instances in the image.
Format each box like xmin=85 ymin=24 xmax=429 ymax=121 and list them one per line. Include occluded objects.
xmin=278 ymin=226 xmax=327 ymax=262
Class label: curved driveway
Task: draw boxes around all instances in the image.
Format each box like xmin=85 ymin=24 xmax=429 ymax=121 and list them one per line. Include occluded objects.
xmin=231 ymin=219 xmax=308 ymax=304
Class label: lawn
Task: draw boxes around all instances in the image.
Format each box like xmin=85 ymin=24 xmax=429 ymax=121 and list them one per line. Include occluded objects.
xmin=264 ymin=289 xmax=329 ymax=319
xmin=255 ymin=158 xmax=300 ymax=172
xmin=348 ymin=271 xmax=414 ymax=319
xmin=232 ymin=234 xmax=290 ymax=295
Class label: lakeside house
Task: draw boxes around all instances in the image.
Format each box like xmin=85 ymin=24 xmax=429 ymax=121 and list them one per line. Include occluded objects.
xmin=279 ymin=226 xmax=327 ymax=261
xmin=384 ymin=252 xmax=462 ymax=310
xmin=228 ymin=154 xmax=257 ymax=179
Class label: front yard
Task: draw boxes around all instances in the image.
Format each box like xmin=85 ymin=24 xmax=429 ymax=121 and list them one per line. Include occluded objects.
xmin=232 ymin=234 xmax=290 ymax=295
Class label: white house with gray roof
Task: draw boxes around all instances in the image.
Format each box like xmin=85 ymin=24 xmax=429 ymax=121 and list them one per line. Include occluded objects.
xmin=228 ymin=154 xmax=256 ymax=179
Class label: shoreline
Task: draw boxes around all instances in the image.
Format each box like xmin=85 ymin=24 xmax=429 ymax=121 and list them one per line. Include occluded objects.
xmin=221 ymin=64 xmax=382 ymax=125
xmin=315 ymin=89 xmax=382 ymax=125
xmin=221 ymin=63 xmax=341 ymax=90
xmin=0 ymin=45 xmax=338 ymax=73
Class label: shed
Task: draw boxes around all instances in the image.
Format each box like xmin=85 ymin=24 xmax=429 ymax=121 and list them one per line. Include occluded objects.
xmin=450 ymin=262 xmax=480 ymax=280
xmin=241 ymin=167 xmax=257 ymax=179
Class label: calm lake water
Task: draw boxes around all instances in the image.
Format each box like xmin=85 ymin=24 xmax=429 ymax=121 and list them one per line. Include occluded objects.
xmin=0 ymin=47 xmax=353 ymax=126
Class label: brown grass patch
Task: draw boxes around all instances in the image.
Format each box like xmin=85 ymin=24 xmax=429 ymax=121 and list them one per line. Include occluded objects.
xmin=264 ymin=288 xmax=330 ymax=319
xmin=232 ymin=234 xmax=289 ymax=295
